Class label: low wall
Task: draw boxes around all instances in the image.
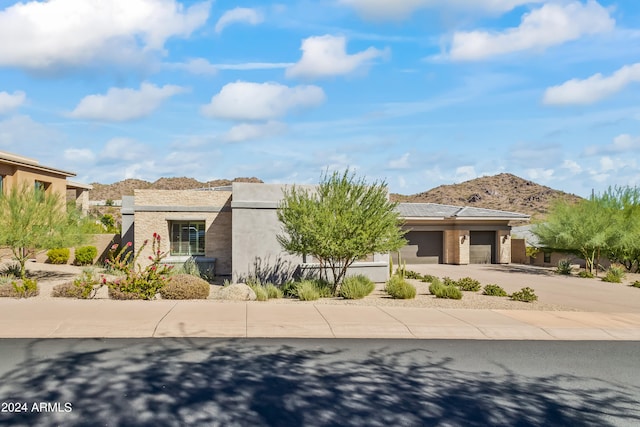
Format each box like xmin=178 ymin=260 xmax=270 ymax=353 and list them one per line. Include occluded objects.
xmin=298 ymin=262 xmax=389 ymax=283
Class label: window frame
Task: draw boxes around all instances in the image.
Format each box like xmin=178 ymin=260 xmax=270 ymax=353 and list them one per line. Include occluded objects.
xmin=169 ymin=220 xmax=206 ymax=256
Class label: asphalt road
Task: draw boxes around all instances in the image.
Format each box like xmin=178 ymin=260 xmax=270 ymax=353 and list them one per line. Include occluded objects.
xmin=0 ymin=339 xmax=638 ymax=426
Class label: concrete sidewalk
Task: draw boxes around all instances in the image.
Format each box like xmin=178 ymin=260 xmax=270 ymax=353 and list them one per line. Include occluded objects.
xmin=1 ymin=299 xmax=640 ymax=340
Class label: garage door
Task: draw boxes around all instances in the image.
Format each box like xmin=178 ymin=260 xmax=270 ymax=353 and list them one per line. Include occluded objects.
xmin=470 ymin=231 xmax=495 ymax=264
xmin=398 ymin=231 xmax=443 ymax=264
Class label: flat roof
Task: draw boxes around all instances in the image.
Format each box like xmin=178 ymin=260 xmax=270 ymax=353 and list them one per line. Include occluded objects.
xmin=0 ymin=150 xmax=76 ymax=178
xmin=396 ymin=202 xmax=530 ymax=220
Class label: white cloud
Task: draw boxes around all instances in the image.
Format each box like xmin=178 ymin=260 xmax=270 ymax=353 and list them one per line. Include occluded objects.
xmin=455 ymin=166 xmax=477 ymax=181
xmin=526 ymin=168 xmax=554 ymax=181
xmin=543 ymin=63 xmax=640 ymax=105
xmin=561 ymin=160 xmax=582 ymax=174
xmin=100 ymin=138 xmax=151 ymax=162
xmin=0 ymin=115 xmax=63 ymax=149
xmin=286 ymin=35 xmax=387 ymax=79
xmin=584 ymin=134 xmax=640 ymax=156
xmin=0 ymin=0 xmax=210 ymax=71
xmin=0 ymin=91 xmax=26 ymax=114
xmin=448 ymin=1 xmax=614 ymax=61
xmin=201 ymin=81 xmax=326 ymax=121
xmin=167 ymin=58 xmax=218 ymax=76
xmin=223 ymin=121 xmax=287 ymax=143
xmin=216 ymin=62 xmax=295 ymax=71
xmin=215 ymin=7 xmax=263 ymax=34
xmin=69 ymin=82 xmax=186 ymax=121
xmin=600 ymin=156 xmax=615 ymax=172
xmin=388 ymin=153 xmax=411 ymax=170
xmin=63 ymin=148 xmax=96 ymax=163
xmin=339 ymin=0 xmax=546 ymax=21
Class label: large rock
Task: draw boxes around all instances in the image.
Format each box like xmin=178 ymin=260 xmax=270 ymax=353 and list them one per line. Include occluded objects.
xmin=217 ymin=283 xmax=256 ymax=301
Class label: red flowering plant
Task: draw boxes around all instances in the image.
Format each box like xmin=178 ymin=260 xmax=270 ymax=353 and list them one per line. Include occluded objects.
xmin=105 ymin=233 xmax=173 ymax=300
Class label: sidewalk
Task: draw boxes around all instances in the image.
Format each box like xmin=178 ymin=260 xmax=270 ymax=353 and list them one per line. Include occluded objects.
xmin=1 ymin=299 xmax=640 ymax=340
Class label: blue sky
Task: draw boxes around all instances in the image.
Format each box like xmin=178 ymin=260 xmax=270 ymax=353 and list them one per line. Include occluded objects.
xmin=0 ymin=0 xmax=639 ymax=197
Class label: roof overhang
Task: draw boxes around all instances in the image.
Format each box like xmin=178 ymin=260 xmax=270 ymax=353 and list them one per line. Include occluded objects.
xmin=0 ymin=151 xmax=75 ymax=177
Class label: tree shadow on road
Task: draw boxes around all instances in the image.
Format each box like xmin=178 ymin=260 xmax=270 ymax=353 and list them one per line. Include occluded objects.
xmin=484 ymin=265 xmax=559 ymax=277
xmin=0 ymin=339 xmax=638 ymax=426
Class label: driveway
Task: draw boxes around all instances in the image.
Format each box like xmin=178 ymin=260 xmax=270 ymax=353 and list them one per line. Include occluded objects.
xmin=406 ymin=264 xmax=640 ymax=313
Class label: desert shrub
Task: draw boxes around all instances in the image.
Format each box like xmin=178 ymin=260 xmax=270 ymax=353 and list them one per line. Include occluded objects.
xmin=0 ymin=262 xmax=21 ymax=278
xmin=281 ymin=281 xmax=298 ymax=298
xmin=404 ymin=270 xmax=422 ymax=280
xmin=339 ymin=275 xmax=375 ymax=299
xmin=602 ymin=266 xmax=626 ymax=283
xmin=0 ymin=278 xmax=39 ymax=298
xmin=442 ymin=276 xmax=457 ymax=287
xmin=434 ymin=285 xmax=462 ymax=300
xmin=511 ymin=287 xmax=538 ymax=302
xmin=0 ymin=275 xmax=13 ymax=286
xmin=420 ymin=274 xmax=437 ymax=283
xmin=556 ymin=259 xmax=573 ymax=275
xmin=385 ymin=274 xmax=416 ymax=299
xmin=456 ymin=277 xmax=482 ymax=292
xmin=160 ymin=274 xmax=210 ymax=299
xmin=632 ymin=281 xmax=640 ymax=288
xmin=264 ymin=283 xmax=283 ymax=299
xmin=483 ymin=284 xmax=507 ymax=297
xmin=250 ymin=284 xmax=269 ymax=301
xmin=74 ymin=246 xmax=97 ymax=266
xmin=578 ymin=270 xmax=594 ymax=278
xmin=428 ymin=278 xmax=444 ymax=295
xmin=311 ymin=278 xmax=334 ymax=297
xmin=296 ymin=280 xmax=321 ymax=301
xmin=53 ymin=268 xmax=103 ymax=299
xmin=47 ymin=248 xmax=70 ymax=264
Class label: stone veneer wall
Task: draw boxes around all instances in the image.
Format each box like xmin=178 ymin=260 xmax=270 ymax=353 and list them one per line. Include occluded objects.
xmin=133 ymin=190 xmax=233 ymax=275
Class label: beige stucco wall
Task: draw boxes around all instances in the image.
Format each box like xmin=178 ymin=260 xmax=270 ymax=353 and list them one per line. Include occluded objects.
xmin=497 ymin=229 xmax=511 ymax=264
xmin=133 ymin=190 xmax=233 ymax=275
xmin=511 ymin=238 xmax=528 ymax=264
xmin=0 ymin=163 xmax=68 ymax=197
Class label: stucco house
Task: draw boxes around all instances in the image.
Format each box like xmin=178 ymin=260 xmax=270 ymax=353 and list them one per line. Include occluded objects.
xmin=122 ymin=182 xmax=529 ymax=282
xmin=0 ymin=150 xmax=92 ymax=214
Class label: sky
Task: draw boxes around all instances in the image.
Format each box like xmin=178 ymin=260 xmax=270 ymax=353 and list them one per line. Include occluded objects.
xmin=0 ymin=0 xmax=639 ymax=198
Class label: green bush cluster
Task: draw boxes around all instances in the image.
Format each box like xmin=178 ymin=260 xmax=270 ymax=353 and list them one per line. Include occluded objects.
xmin=296 ymin=280 xmax=321 ymax=301
xmin=0 ymin=278 xmax=39 ymax=298
xmin=510 ymin=287 xmax=538 ymax=302
xmin=74 ymin=246 xmax=97 ymax=266
xmin=578 ymin=270 xmax=594 ymax=278
xmin=442 ymin=276 xmax=457 ymax=287
xmin=47 ymin=248 xmax=70 ymax=264
xmin=403 ymin=270 xmax=422 ymax=280
xmin=160 ymin=274 xmax=210 ymax=300
xmin=483 ymin=284 xmax=507 ymax=297
xmin=556 ymin=259 xmax=573 ymax=275
xmin=265 ymin=283 xmax=283 ymax=299
xmin=456 ymin=277 xmax=482 ymax=292
xmin=0 ymin=262 xmax=21 ymax=278
xmin=339 ymin=275 xmax=375 ymax=300
xmin=632 ymin=281 xmax=640 ymax=288
xmin=420 ymin=274 xmax=437 ymax=283
xmin=52 ymin=269 xmax=103 ymax=299
xmin=385 ymin=275 xmax=416 ymax=299
xmin=602 ymin=266 xmax=626 ymax=283
xmin=428 ymin=279 xmax=462 ymax=299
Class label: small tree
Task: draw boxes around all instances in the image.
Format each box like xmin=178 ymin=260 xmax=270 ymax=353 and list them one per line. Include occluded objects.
xmin=0 ymin=183 xmax=86 ymax=278
xmin=277 ymin=169 xmax=407 ymax=293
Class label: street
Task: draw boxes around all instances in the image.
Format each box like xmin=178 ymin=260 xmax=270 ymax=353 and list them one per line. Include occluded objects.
xmin=0 ymin=339 xmax=638 ymax=426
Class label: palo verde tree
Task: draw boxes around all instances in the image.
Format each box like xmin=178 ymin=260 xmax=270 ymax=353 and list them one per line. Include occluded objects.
xmin=532 ymin=197 xmax=613 ymax=275
xmin=277 ymin=169 xmax=407 ymax=294
xmin=0 ymin=183 xmax=87 ymax=278
xmin=598 ymin=186 xmax=640 ymax=272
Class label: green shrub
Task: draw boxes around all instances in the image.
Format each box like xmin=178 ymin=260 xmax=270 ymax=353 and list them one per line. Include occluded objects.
xmin=404 ymin=270 xmax=422 ymax=280
xmin=47 ymin=248 xmax=70 ymax=264
xmin=483 ymin=284 xmax=507 ymax=297
xmin=296 ymin=280 xmax=321 ymax=301
xmin=578 ymin=270 xmax=594 ymax=278
xmin=311 ymin=278 xmax=334 ymax=298
xmin=434 ymin=285 xmax=462 ymax=300
xmin=0 ymin=278 xmax=38 ymax=298
xmin=339 ymin=275 xmax=375 ymax=299
xmin=53 ymin=268 xmax=103 ymax=299
xmin=602 ymin=266 xmax=626 ymax=283
xmin=456 ymin=277 xmax=482 ymax=292
xmin=250 ymin=284 xmax=269 ymax=301
xmin=632 ymin=281 xmax=640 ymax=288
xmin=556 ymin=259 xmax=573 ymax=275
xmin=420 ymin=274 xmax=437 ymax=283
xmin=160 ymin=274 xmax=210 ymax=299
xmin=281 ymin=280 xmax=298 ymax=298
xmin=264 ymin=283 xmax=283 ymax=299
xmin=511 ymin=287 xmax=538 ymax=303
xmin=0 ymin=262 xmax=21 ymax=278
xmin=385 ymin=274 xmax=416 ymax=299
xmin=428 ymin=278 xmax=444 ymax=295
xmin=442 ymin=276 xmax=457 ymax=287
xmin=74 ymin=246 xmax=97 ymax=266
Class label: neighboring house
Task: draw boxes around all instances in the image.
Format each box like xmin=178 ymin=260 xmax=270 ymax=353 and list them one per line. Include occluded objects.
xmin=0 ymin=150 xmax=92 ymax=214
xmin=122 ymin=183 xmax=529 ymax=281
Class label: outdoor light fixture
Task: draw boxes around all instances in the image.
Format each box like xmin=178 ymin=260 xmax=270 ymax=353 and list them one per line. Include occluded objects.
xmin=460 ymin=235 xmax=467 ymax=244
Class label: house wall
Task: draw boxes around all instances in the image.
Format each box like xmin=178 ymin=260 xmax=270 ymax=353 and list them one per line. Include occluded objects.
xmin=511 ymin=238 xmax=528 ymax=264
xmin=0 ymin=163 xmax=68 ymax=197
xmin=133 ymin=190 xmax=233 ymax=275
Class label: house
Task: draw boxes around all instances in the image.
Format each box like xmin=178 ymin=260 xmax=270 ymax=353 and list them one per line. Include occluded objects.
xmin=0 ymin=150 xmax=92 ymax=214
xmin=122 ymin=182 xmax=529 ymax=281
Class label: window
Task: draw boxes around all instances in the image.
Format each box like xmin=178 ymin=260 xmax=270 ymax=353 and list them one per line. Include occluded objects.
xmin=34 ymin=180 xmax=50 ymax=201
xmin=170 ymin=221 xmax=205 ymax=256
xmin=543 ymin=251 xmax=551 ymax=264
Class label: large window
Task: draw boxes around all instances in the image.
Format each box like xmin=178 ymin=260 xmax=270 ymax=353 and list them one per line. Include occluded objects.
xmin=170 ymin=221 xmax=205 ymax=256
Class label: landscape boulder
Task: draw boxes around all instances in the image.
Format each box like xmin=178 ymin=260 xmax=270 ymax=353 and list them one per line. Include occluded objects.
xmin=217 ymin=283 xmax=257 ymax=301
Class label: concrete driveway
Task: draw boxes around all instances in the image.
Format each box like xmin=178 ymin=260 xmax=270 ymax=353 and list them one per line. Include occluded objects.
xmin=406 ymin=263 xmax=640 ymax=313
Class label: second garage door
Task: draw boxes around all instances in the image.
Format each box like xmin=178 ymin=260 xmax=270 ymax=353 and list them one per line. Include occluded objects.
xmin=470 ymin=231 xmax=496 ymax=264
xmin=398 ymin=231 xmax=443 ymax=264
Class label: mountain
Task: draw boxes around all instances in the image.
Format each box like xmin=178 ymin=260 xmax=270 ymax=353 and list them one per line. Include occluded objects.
xmin=88 ymin=177 xmax=263 ymax=201
xmin=389 ymin=173 xmax=583 ymax=218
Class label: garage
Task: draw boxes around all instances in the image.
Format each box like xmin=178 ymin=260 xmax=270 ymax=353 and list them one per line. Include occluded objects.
xmin=397 ymin=231 xmax=443 ymax=264
xmin=470 ymin=231 xmax=496 ymax=264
